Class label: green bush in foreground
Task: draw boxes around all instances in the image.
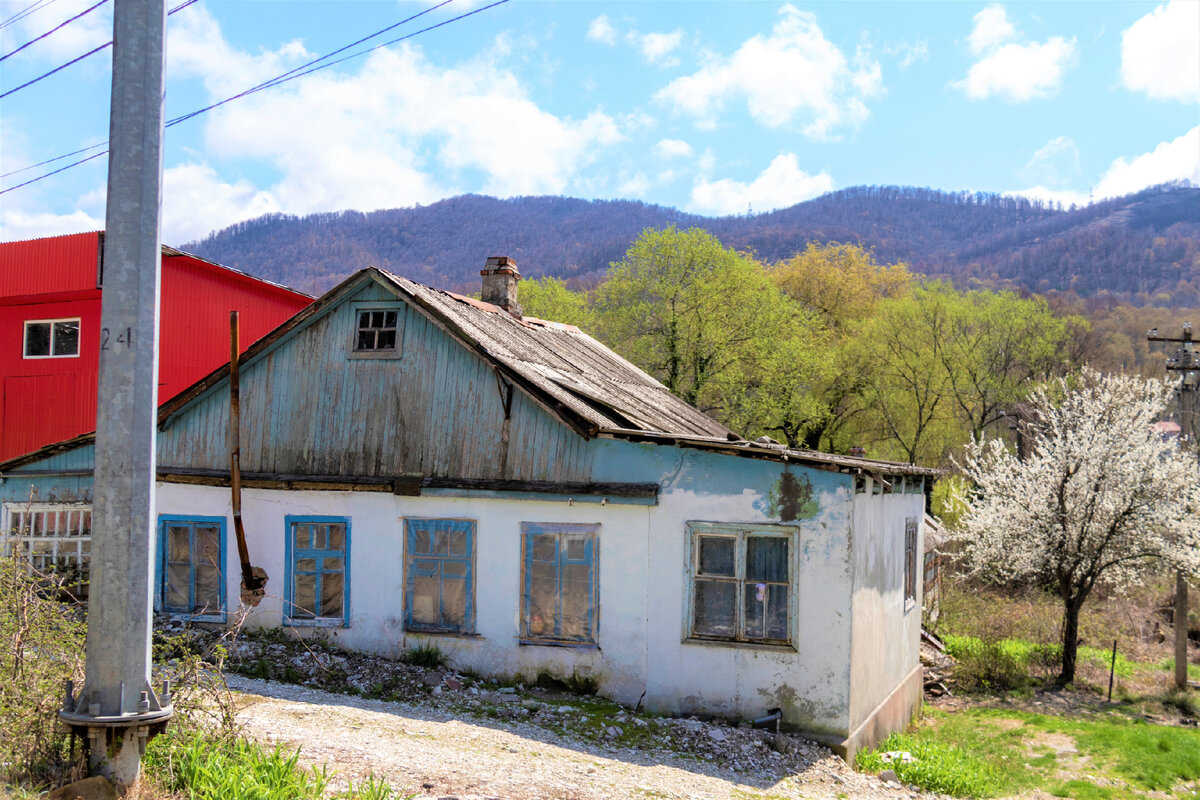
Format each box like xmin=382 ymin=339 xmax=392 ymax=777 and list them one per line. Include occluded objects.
xmin=855 ymin=732 xmax=1001 ymax=797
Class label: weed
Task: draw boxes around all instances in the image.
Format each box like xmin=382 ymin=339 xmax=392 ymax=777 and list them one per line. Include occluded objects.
xmin=403 ymin=642 xmax=447 ymax=669
xmin=1162 ymin=688 xmax=1198 ymax=716
xmin=856 ymin=731 xmax=1001 ymax=797
xmin=534 ymin=669 xmax=600 ymax=696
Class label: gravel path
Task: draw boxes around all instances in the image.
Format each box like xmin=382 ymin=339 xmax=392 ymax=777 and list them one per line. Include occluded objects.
xmin=227 ymin=675 xmax=945 ymax=800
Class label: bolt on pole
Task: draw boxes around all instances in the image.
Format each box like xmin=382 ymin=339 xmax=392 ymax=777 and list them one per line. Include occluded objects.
xmin=58 ymin=0 xmax=173 ymax=787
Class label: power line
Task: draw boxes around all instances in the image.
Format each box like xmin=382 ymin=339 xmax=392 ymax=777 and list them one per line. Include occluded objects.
xmin=0 ymin=0 xmax=109 ymax=63
xmin=0 ymin=0 xmax=61 ymax=31
xmin=1 ymin=0 xmax=511 ymax=196
xmin=0 ymin=0 xmax=197 ymax=100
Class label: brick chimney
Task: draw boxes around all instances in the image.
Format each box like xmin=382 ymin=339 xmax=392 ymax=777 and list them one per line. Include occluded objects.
xmin=481 ymin=256 xmax=522 ymax=318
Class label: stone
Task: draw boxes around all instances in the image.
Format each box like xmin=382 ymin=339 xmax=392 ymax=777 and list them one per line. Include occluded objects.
xmin=498 ymin=687 xmax=516 ymax=694
xmin=708 ymin=728 xmax=727 ymax=742
xmin=605 ymin=726 xmax=622 ymax=737
xmin=444 ymin=677 xmax=462 ymax=691
xmin=556 ymin=705 xmax=573 ymax=713
xmin=879 ymin=768 xmax=900 ymax=784
xmin=46 ymin=777 xmax=119 ymax=800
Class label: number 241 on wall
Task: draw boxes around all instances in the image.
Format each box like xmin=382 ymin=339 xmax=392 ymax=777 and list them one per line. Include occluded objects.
xmin=100 ymin=327 xmax=133 ymax=350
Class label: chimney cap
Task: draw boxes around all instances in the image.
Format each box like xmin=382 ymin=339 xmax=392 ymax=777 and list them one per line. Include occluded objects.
xmin=482 ymin=255 xmax=519 ymax=276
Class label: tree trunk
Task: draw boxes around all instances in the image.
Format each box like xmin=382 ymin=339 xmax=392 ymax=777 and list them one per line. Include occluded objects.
xmin=1059 ymin=599 xmax=1082 ymax=684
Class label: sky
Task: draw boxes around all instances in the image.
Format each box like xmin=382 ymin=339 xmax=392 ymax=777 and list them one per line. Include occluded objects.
xmin=0 ymin=0 xmax=1197 ymax=246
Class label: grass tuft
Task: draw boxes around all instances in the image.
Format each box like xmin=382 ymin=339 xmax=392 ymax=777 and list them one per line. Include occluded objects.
xmin=856 ymin=731 xmax=1001 ymax=797
xmin=402 ymin=642 xmax=447 ymax=669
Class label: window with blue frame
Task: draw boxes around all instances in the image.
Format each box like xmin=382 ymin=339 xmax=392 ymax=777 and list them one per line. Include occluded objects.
xmin=520 ymin=523 xmax=598 ymax=644
xmin=157 ymin=516 xmax=225 ymax=619
xmin=285 ymin=517 xmax=349 ymax=626
xmin=404 ymin=518 xmax=474 ymax=633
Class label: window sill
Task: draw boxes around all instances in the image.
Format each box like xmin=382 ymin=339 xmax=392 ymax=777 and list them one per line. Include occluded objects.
xmin=519 ymin=638 xmax=599 ymax=650
xmin=405 ymin=629 xmax=482 ymax=640
xmin=161 ymin=611 xmax=227 ymax=625
xmin=347 ymin=350 xmax=402 ymax=360
xmin=682 ymin=636 xmax=797 ymax=654
xmin=284 ymin=617 xmax=348 ymax=629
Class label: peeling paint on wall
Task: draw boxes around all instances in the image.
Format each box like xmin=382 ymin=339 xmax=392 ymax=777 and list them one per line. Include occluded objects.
xmin=771 ymin=470 xmax=819 ymax=522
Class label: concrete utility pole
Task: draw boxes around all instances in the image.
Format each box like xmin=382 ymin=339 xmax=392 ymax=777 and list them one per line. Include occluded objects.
xmin=1148 ymin=324 xmax=1198 ymax=691
xmin=59 ymin=0 xmax=172 ymax=787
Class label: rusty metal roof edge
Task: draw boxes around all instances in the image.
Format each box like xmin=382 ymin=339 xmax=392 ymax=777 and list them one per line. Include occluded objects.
xmin=595 ymin=427 xmax=943 ymax=476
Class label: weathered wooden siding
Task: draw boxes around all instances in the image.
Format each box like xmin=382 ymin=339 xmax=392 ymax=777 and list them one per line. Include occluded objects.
xmin=0 ymin=444 xmax=95 ymax=506
xmin=157 ymin=276 xmax=597 ymax=482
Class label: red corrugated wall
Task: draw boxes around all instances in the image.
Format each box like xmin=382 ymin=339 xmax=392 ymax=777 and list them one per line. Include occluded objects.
xmin=0 ymin=234 xmax=311 ymax=462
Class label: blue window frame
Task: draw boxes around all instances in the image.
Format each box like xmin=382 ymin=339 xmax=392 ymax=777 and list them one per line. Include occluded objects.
xmin=157 ymin=515 xmax=226 ymax=621
xmin=404 ymin=519 xmax=475 ymax=633
xmin=284 ymin=516 xmax=350 ymax=627
xmin=520 ymin=523 xmax=598 ymax=644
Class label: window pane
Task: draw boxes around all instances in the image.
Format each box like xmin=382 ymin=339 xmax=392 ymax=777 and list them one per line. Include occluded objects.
xmin=195 ymin=565 xmax=220 ymax=612
xmin=564 ymin=534 xmax=587 ymax=561
xmin=531 ymin=533 xmax=557 ymax=562
xmin=449 ymin=528 xmax=468 ymax=556
xmin=442 ymin=560 xmax=467 ymax=578
xmin=697 ymin=536 xmax=735 ymax=577
xmin=328 ymin=524 xmax=345 ymax=552
xmin=694 ymin=579 xmax=736 ymax=637
xmin=25 ymin=323 xmax=50 ymax=356
xmin=165 ymin=565 xmax=189 ymax=610
xmin=196 ymin=527 xmax=221 ymax=569
xmin=167 ymin=526 xmax=190 ymax=561
xmin=411 ymin=575 xmax=438 ymax=624
xmin=296 ymin=557 xmax=317 ymax=573
xmin=53 ymin=320 xmax=79 ymax=356
xmin=293 ymin=574 xmax=316 ymax=617
xmin=293 ymin=524 xmax=310 ymax=550
xmin=320 ymin=569 xmax=344 ymax=618
xmin=358 ymin=311 xmax=371 ymax=328
xmin=432 ymin=528 xmax=448 ymax=556
xmin=746 ymin=536 xmax=788 ymax=582
xmin=745 ymin=582 xmax=789 ymax=640
xmin=356 ymin=330 xmax=374 ymax=350
xmin=560 ymin=563 xmax=591 ymax=640
xmin=383 ymin=311 xmax=397 ymax=328
xmin=527 ymin=561 xmax=557 ymax=636
xmin=376 ymin=330 xmax=396 ymax=350
xmin=371 ymin=311 xmax=384 ymax=328
xmin=413 ymin=527 xmax=432 ymax=554
xmin=442 ymin=576 xmax=466 ymax=628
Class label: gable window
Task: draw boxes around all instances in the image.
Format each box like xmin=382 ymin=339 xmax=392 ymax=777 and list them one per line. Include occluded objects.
xmin=1 ymin=502 xmax=91 ymax=597
xmin=687 ymin=523 xmax=794 ymax=646
xmin=24 ymin=318 xmax=80 ymax=358
xmin=521 ymin=523 xmax=598 ymax=644
xmin=284 ymin=516 xmax=349 ymax=626
xmin=158 ymin=515 xmax=225 ymax=620
xmin=904 ymin=516 xmax=919 ymax=607
xmin=405 ymin=518 xmax=474 ymax=634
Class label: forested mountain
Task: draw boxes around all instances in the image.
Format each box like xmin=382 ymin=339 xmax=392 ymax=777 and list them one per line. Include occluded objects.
xmin=185 ymin=182 xmax=1199 ymax=303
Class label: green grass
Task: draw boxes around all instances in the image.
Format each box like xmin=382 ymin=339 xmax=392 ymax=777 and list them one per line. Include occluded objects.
xmin=403 ymin=641 xmax=447 ymax=669
xmin=857 ymin=707 xmax=1200 ymax=798
xmin=145 ymin=727 xmax=413 ymax=799
xmin=941 ymin=635 xmax=1134 ymax=678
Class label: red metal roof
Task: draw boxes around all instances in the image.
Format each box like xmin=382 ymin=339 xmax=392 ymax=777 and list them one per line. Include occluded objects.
xmin=0 ymin=232 xmax=100 ymax=297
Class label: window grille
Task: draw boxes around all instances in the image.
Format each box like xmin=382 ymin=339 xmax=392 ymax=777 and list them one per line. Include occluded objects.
xmin=1 ymin=503 xmax=92 ymax=596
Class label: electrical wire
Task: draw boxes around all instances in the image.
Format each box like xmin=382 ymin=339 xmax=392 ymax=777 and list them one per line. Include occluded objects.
xmin=0 ymin=0 xmax=198 ymax=100
xmin=0 ymin=0 xmax=109 ymax=63
xmin=1 ymin=0 xmax=511 ymax=196
xmin=0 ymin=0 xmax=61 ymax=31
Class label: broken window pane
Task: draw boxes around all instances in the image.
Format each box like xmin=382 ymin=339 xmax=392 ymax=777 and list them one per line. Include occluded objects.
xmin=52 ymin=320 xmax=79 ymax=356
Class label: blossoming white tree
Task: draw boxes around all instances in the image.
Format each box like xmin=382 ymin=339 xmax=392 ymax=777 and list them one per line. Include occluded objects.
xmin=956 ymin=368 xmax=1200 ymax=683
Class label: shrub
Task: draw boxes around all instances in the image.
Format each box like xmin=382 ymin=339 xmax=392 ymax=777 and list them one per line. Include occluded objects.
xmin=944 ymin=635 xmax=1031 ymax=692
xmin=0 ymin=552 xmax=85 ymax=787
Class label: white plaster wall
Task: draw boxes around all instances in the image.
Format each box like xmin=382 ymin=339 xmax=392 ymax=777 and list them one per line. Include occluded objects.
xmin=155 ymin=445 xmax=860 ymax=738
xmin=847 ymin=484 xmax=924 ymax=729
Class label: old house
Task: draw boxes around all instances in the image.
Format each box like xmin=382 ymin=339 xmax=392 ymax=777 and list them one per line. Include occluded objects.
xmin=0 ymin=232 xmax=311 ymax=461
xmin=0 ymin=259 xmax=934 ymax=759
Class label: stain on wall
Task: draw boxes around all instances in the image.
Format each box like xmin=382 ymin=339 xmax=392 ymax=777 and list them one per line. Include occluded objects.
xmin=771 ymin=469 xmax=819 ymax=522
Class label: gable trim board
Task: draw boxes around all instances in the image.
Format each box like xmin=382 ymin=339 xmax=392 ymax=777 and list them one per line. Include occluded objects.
xmin=0 ymin=265 xmax=932 ymax=760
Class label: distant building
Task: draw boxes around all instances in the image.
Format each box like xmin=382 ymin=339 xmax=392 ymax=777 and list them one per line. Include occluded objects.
xmin=0 ymin=232 xmax=311 ymax=461
xmin=0 ymin=258 xmax=934 ymax=760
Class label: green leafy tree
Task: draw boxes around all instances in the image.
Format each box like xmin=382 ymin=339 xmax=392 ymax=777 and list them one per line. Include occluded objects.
xmin=517 ymin=276 xmax=594 ymax=329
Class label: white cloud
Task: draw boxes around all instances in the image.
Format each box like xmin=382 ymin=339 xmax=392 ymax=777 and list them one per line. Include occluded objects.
xmin=967 ymin=5 xmax=1018 ymax=54
xmin=201 ymin=43 xmax=624 ymax=213
xmin=1 ymin=0 xmax=112 ymax=63
xmin=689 ymin=153 xmax=833 ymax=215
xmin=162 ymin=163 xmax=282 ymax=244
xmin=618 ymin=172 xmax=651 ymax=196
xmin=887 ymin=40 xmax=929 ymax=70
xmin=954 ymin=5 xmax=1076 ymax=101
xmin=1021 ymin=136 xmax=1080 ymax=187
xmin=1120 ymin=1 xmax=1200 ymax=103
xmin=655 ymin=4 xmax=882 ymax=138
xmin=633 ymin=30 xmax=684 ymax=66
xmin=654 ymin=139 xmax=693 ymax=160
xmin=586 ymin=15 xmax=617 ymax=45
xmin=1006 ymin=186 xmax=1089 ymax=209
xmin=0 ymin=209 xmax=102 ymax=242
xmin=1093 ymin=126 xmax=1200 ymax=198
